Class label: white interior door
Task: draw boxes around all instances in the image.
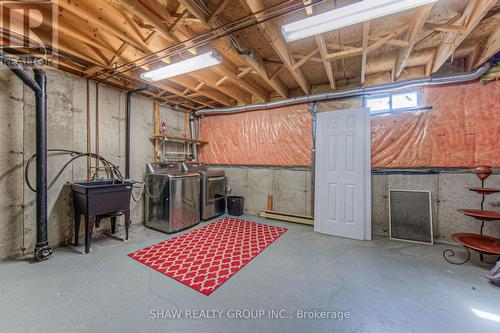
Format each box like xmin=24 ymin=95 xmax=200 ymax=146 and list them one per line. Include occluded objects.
xmin=314 ymin=108 xmax=371 ymax=240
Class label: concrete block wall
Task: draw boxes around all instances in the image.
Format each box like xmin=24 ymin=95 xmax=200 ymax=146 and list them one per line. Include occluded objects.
xmin=0 ymin=68 xmax=169 ymax=259
xmin=216 ymin=165 xmax=500 ymax=243
xmin=212 ymin=166 xmax=313 ymax=217
xmin=372 ymin=173 xmax=500 ymax=243
xmin=158 ymin=105 xmax=189 ymax=162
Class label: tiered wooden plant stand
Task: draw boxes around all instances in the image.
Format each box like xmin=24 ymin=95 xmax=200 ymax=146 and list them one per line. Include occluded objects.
xmin=443 ymin=166 xmax=500 ymax=265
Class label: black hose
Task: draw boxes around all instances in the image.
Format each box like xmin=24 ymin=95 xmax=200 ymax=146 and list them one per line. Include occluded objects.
xmin=24 ymin=149 xmax=137 ymax=192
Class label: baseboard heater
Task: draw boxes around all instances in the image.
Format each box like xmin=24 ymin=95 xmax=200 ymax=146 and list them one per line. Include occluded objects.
xmin=259 ymin=210 xmax=314 ymax=226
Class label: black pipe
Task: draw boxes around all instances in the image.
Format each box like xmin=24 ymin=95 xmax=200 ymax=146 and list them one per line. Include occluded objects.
xmin=33 ymin=68 xmax=52 ymax=261
xmin=125 ymin=86 xmax=152 ymax=179
xmin=0 ymin=51 xmax=40 ymax=92
xmin=189 ymin=113 xmax=197 ymax=161
xmin=1 ymin=51 xmax=52 ymax=260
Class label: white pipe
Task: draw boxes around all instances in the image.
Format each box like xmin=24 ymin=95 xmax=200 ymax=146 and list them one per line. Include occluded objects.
xmin=196 ymin=63 xmax=491 ymax=116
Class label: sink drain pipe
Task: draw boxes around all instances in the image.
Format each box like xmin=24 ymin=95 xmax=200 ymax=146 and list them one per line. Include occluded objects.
xmin=0 ymin=51 xmax=53 ymax=261
xmin=189 ymin=113 xmax=197 ymax=160
xmin=125 ymin=85 xmax=154 ymax=179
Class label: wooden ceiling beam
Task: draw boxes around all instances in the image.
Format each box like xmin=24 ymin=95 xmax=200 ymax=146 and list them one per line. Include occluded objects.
xmin=168 ymin=76 xmax=235 ymax=106
xmin=120 ymin=0 xmax=263 ymax=102
xmin=368 ymin=36 xmax=409 ymax=48
xmin=168 ymin=9 xmax=189 ymax=33
xmin=432 ymin=0 xmax=496 ymax=73
xmin=207 ymin=0 xmax=229 ymax=23
xmin=216 ymin=76 xmax=229 ymax=86
xmin=112 ymin=0 xmax=197 ymax=55
xmin=108 ymin=66 xmax=216 ymax=108
xmin=304 ymin=2 xmax=335 ymax=90
xmin=325 ymin=26 xmax=407 ymax=61
xmin=195 ymin=82 xmax=205 ymax=91
xmin=109 ymin=42 xmax=129 ymax=66
xmin=55 ymin=0 xmax=149 ymax=52
xmin=464 ymin=48 xmax=478 ymax=72
xmin=361 ymin=21 xmax=369 ymax=85
xmin=58 ymin=22 xmax=112 ymax=54
xmin=9 ymin=4 xmax=153 ymax=73
xmin=425 ymin=50 xmax=436 ymax=76
xmin=5 ymin=2 xmax=121 ymax=58
xmin=473 ymin=19 xmax=500 ymax=68
xmin=162 ymin=15 xmax=201 ymax=24
xmin=214 ymin=63 xmax=271 ymax=102
xmin=185 ymin=92 xmax=203 ymax=98
xmin=237 ymin=67 xmax=253 ymax=79
xmin=56 ymin=0 xmax=230 ymax=106
xmin=315 ymin=35 xmax=336 ymax=90
xmin=292 ymin=49 xmax=318 ymax=71
xmin=326 ymin=43 xmax=358 ymax=51
xmin=425 ymin=22 xmax=466 ymax=33
xmin=270 ymin=65 xmax=286 ymax=80
xmin=215 ymin=61 xmax=270 ymax=101
xmin=140 ymin=0 xmax=199 ymax=54
xmin=329 ymin=37 xmax=408 ymax=50
xmin=55 ymin=0 xmax=167 ymax=69
xmin=109 ymin=0 xmax=176 ymax=43
xmin=11 ymin=20 xmax=111 ymax=69
xmin=189 ymin=69 xmax=252 ymax=104
xmin=367 ymin=25 xmax=409 ymax=52
xmin=244 ymin=0 xmax=310 ymax=94
xmin=0 ymin=38 xmax=88 ymax=73
xmin=178 ymin=0 xmax=288 ymax=98
xmin=136 ymin=78 xmax=214 ymax=108
xmin=394 ymin=4 xmax=434 ymax=79
xmin=1 ymin=14 xmax=213 ymax=108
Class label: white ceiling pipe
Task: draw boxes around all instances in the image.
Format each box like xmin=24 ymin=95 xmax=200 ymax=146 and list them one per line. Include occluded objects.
xmin=195 ymin=63 xmax=491 ymax=116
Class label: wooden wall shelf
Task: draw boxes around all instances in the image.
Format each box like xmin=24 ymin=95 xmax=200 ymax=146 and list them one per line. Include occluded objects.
xmin=150 ymin=134 xmax=208 ymax=145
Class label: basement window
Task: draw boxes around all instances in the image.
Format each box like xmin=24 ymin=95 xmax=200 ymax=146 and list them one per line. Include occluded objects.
xmin=365 ymin=90 xmax=420 ymax=115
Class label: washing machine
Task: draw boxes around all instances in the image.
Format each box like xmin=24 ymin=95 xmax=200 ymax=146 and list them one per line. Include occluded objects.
xmin=145 ymin=163 xmax=200 ymax=233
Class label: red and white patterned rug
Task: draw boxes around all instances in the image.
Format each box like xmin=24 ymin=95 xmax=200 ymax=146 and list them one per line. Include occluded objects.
xmin=128 ymin=217 xmax=287 ymax=295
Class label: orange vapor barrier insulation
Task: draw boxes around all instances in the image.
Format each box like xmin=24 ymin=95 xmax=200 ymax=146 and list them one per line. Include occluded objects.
xmin=198 ymin=103 xmax=312 ymax=166
xmin=199 ymin=80 xmax=499 ymax=168
xmin=372 ymin=80 xmax=500 ymax=168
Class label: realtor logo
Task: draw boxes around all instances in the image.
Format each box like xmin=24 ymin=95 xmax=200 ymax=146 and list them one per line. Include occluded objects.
xmin=0 ymin=0 xmax=57 ymax=66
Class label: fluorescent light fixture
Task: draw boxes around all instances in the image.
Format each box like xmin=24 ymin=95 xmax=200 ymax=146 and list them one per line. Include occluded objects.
xmin=282 ymin=0 xmax=438 ymax=42
xmin=141 ymin=51 xmax=222 ymax=81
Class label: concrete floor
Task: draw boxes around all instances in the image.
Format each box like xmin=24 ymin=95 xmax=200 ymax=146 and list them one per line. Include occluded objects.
xmin=0 ymin=215 xmax=499 ymax=333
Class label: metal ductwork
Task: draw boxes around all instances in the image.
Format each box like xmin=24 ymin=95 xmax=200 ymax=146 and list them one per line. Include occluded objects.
xmin=195 ymin=63 xmax=492 ymax=116
xmin=0 ymin=51 xmax=53 ymax=261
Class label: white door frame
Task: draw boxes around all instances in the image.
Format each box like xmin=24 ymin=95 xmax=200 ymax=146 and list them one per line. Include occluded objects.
xmin=314 ymin=107 xmax=371 ymax=240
